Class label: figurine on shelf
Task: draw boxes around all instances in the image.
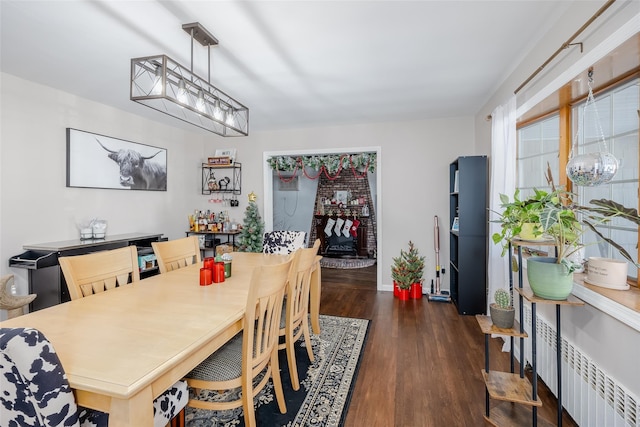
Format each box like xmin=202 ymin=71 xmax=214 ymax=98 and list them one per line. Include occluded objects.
xmin=207 ymin=173 xmax=219 ymax=191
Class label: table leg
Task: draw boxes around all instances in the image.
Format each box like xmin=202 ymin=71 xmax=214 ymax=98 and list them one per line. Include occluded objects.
xmin=557 ymin=304 xmax=563 ymax=427
xmin=310 ymin=257 xmax=322 ymax=334
xmin=108 ymin=386 xmax=154 ymax=426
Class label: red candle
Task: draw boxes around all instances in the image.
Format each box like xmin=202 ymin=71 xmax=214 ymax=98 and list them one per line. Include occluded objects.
xmin=199 ymin=267 xmax=212 ymax=286
xmin=213 ymin=262 xmax=225 ymax=283
xmin=203 ymin=257 xmax=215 ymax=272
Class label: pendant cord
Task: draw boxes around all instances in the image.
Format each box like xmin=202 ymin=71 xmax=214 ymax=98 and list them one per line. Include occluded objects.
xmin=569 ymin=70 xmax=609 ymax=159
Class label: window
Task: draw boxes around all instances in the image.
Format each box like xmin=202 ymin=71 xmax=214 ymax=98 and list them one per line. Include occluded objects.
xmin=516 ymin=78 xmax=639 ymax=282
xmin=575 ymin=78 xmax=639 ymax=279
xmin=517 ymin=114 xmax=560 ymax=198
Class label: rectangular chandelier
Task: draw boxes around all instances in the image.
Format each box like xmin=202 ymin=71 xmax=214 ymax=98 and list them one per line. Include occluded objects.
xmin=130 ymin=24 xmax=249 ymax=137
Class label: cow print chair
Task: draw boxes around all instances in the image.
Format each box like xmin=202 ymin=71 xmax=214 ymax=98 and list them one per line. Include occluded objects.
xmin=0 ymin=327 xmax=188 ymax=427
xmin=262 ymin=230 xmax=307 ymax=255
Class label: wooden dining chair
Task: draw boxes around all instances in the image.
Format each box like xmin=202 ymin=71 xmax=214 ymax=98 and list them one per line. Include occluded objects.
xmin=59 ymin=245 xmax=140 ymax=300
xmin=152 ymin=236 xmax=202 ymax=274
xmin=185 ymin=256 xmax=295 ymax=427
xmin=279 ymin=239 xmax=320 ymax=390
xmin=58 ymin=246 xmax=188 ymax=426
xmin=0 ymin=327 xmax=188 ymax=427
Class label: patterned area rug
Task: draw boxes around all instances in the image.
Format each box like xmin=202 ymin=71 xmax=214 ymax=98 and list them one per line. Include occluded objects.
xmin=185 ymin=315 xmax=370 ymax=427
xmin=319 ymin=258 xmax=376 ymax=269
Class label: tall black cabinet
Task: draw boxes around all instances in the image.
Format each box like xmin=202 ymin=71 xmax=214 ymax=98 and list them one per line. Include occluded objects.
xmin=449 ymin=156 xmax=488 ymax=314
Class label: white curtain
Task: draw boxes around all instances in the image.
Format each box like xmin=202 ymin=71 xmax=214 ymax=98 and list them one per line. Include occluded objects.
xmin=487 ymin=96 xmax=517 ymax=316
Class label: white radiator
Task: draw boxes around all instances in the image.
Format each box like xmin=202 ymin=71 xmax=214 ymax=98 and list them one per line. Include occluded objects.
xmin=514 ymin=307 xmax=639 ymax=426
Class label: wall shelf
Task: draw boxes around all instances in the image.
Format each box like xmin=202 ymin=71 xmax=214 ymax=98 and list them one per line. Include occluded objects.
xmin=202 ymin=162 xmax=241 ymax=195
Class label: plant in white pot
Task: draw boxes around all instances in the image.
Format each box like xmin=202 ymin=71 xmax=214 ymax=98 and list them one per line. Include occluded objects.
xmin=493 ymin=165 xmax=640 ymax=300
xmin=489 ymin=288 xmax=515 ymax=329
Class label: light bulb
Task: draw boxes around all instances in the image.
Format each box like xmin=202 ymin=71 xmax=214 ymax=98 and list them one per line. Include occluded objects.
xmin=151 ymin=66 xmax=163 ymax=95
xmin=177 ymin=79 xmax=188 ymax=105
xmin=213 ymin=99 xmax=224 ymax=121
xmin=196 ymin=90 xmax=206 ymax=113
xmin=225 ymin=108 xmax=235 ymax=127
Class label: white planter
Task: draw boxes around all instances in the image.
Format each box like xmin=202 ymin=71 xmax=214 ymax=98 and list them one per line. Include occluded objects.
xmin=585 ymin=257 xmax=629 ymax=290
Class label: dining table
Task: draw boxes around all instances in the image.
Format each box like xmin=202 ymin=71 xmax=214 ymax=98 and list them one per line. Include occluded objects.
xmin=0 ymin=252 xmax=290 ymax=427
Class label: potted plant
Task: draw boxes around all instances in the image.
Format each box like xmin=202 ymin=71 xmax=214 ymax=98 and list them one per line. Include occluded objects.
xmin=404 ymin=241 xmax=426 ymax=299
xmin=489 ymin=288 xmax=515 ymax=329
xmin=493 ymin=164 xmax=640 ymax=300
xmin=391 ymin=251 xmax=411 ymax=300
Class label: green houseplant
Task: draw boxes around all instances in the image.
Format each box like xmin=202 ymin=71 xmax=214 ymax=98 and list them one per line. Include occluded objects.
xmin=493 ymin=165 xmax=640 ymax=300
xmin=489 ymin=288 xmax=515 ymax=329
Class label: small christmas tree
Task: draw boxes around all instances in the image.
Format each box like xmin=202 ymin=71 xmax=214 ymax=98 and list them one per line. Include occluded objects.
xmin=404 ymin=241 xmax=425 ymax=285
xmin=238 ymin=192 xmax=264 ymax=252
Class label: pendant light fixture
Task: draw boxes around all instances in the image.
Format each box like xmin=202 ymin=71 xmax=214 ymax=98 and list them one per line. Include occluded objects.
xmin=130 ymin=22 xmax=249 ymax=137
xmin=566 ymin=69 xmax=618 ymax=186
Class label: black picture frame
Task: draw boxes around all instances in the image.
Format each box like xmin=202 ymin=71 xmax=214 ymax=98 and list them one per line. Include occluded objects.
xmin=66 ymin=128 xmax=167 ymax=191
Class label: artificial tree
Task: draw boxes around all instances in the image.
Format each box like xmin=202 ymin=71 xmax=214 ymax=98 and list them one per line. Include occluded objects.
xmin=238 ymin=194 xmax=265 ymax=252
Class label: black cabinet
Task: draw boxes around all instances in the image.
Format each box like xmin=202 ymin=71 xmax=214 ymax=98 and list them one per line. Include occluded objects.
xmin=10 ymin=233 xmax=164 ymax=312
xmin=449 ymin=156 xmax=488 ymax=315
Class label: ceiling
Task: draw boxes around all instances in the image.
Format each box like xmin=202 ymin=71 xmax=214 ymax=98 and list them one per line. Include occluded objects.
xmin=1 ymin=1 xmax=575 ymax=135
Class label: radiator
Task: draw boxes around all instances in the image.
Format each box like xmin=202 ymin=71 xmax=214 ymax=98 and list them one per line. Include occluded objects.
xmin=514 ymin=306 xmax=639 ymax=426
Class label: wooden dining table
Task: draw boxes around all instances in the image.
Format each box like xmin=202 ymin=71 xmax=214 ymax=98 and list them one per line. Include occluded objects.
xmin=0 ymin=252 xmax=290 ymax=427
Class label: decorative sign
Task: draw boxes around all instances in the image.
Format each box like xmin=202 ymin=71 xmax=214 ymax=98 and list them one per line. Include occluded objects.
xmin=208 ymin=156 xmax=232 ymax=166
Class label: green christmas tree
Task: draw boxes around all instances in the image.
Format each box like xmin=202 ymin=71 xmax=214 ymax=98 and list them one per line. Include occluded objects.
xmin=238 ymin=196 xmax=264 ymax=252
xmin=404 ymin=241 xmax=425 ymax=285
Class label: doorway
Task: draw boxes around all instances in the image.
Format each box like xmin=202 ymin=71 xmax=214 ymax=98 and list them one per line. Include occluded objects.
xmin=263 ymin=147 xmax=382 ymax=290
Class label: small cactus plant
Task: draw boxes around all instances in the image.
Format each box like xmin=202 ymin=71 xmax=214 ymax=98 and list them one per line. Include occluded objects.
xmin=494 ymin=288 xmax=512 ymax=309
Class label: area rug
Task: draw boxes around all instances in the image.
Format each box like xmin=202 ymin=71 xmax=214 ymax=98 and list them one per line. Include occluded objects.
xmin=185 ymin=314 xmax=370 ymax=427
xmin=319 ymin=257 xmax=376 ymax=269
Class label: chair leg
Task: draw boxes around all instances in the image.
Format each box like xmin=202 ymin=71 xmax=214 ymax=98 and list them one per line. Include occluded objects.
xmin=242 ymin=370 xmax=257 ymax=427
xmin=170 ymin=408 xmax=185 ymax=427
xmin=286 ymin=329 xmax=300 ymax=391
xmin=302 ymin=318 xmax=315 ymax=362
xmin=271 ymin=348 xmax=287 ymax=414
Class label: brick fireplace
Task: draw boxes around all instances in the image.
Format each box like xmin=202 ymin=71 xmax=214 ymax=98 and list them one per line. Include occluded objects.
xmin=308 ymin=171 xmax=377 ymax=258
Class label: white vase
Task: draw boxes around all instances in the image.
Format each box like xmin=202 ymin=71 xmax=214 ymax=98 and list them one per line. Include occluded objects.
xmin=585 ymin=257 xmax=629 ymax=290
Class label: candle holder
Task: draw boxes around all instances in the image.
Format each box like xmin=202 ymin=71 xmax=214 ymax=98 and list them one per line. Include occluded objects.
xmin=199 ymin=267 xmax=212 ymax=286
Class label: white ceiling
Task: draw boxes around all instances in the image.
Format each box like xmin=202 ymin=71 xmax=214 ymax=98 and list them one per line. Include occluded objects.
xmin=0 ymin=1 xmax=573 ymax=135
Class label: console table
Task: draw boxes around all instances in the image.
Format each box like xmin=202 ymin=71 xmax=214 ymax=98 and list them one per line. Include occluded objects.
xmin=10 ymin=233 xmax=164 ymax=312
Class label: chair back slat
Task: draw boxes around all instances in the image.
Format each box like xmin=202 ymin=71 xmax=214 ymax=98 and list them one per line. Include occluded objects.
xmin=60 ymin=246 xmax=140 ymax=300
xmin=152 ymin=236 xmax=201 ymax=274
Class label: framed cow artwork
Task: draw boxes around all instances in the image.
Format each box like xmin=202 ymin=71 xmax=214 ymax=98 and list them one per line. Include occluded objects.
xmin=66 ymin=128 xmax=167 ymax=191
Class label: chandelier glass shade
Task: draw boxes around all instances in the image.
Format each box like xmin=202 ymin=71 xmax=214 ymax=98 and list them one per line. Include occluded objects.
xmin=130 ymin=23 xmax=249 ymax=137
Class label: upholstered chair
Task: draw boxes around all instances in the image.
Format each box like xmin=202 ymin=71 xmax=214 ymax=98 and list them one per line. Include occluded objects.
xmin=0 ymin=327 xmax=187 ymax=427
xmin=262 ymin=230 xmax=307 ymax=254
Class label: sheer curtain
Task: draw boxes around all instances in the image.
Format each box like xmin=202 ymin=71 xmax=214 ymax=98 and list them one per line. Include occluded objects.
xmin=487 ymin=97 xmax=517 ymax=318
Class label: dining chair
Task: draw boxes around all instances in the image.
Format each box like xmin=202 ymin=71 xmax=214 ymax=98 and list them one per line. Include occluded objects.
xmin=185 ymin=256 xmax=295 ymax=427
xmin=58 ymin=246 xmax=188 ymax=426
xmin=152 ymin=236 xmax=202 ymax=274
xmin=279 ymin=239 xmax=320 ymax=390
xmin=262 ymin=230 xmax=307 ymax=254
xmin=0 ymin=327 xmax=187 ymax=427
xmin=59 ymin=245 xmax=140 ymax=300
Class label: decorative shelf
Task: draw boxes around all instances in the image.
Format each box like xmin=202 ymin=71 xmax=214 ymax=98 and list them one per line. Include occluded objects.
xmin=516 ymin=287 xmax=585 ymax=307
xmin=482 ymin=370 xmax=541 ymax=406
xmin=484 ymin=402 xmax=555 ymax=427
xmin=476 ymin=315 xmax=528 ymax=338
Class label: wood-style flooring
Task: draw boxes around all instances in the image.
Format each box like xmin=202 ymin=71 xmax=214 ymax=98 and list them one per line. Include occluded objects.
xmin=319 ymin=265 xmax=578 ymax=427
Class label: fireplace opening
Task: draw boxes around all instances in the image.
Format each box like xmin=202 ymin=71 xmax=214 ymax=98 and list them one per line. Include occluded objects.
xmin=326 ymin=233 xmax=357 ymax=256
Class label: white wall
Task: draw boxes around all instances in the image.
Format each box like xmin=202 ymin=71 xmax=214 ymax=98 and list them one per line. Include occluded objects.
xmin=244 ymin=119 xmax=475 ymax=291
xmin=475 ymin=1 xmax=640 ymax=400
xmin=0 ymin=73 xmax=228 ymax=314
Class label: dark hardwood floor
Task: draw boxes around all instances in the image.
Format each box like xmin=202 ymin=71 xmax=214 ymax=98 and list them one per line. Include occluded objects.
xmin=319 ymin=265 xmax=578 ymax=426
